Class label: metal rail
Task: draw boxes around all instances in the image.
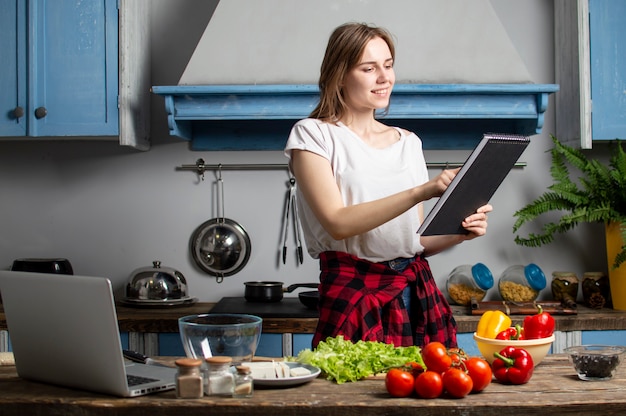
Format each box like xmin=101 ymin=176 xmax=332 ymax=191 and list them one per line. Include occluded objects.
xmin=177 ymin=159 xmax=526 ymax=175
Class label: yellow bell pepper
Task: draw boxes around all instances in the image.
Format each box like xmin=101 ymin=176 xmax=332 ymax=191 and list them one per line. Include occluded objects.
xmin=476 ymin=310 xmax=512 ymax=338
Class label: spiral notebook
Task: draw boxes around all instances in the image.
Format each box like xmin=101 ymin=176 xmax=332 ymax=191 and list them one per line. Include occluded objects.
xmin=418 ymin=133 xmax=530 ymax=236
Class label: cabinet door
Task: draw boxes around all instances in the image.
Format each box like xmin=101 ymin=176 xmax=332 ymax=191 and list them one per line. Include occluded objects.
xmin=29 ymin=0 xmax=119 ymax=136
xmin=0 ymin=0 xmax=27 ymax=136
xmin=589 ymin=0 xmax=626 ymax=141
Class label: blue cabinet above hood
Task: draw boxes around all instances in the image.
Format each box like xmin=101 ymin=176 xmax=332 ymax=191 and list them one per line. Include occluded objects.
xmin=152 ymin=83 xmax=558 ymax=151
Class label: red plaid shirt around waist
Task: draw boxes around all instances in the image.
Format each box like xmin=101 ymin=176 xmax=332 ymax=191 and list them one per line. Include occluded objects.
xmin=312 ymin=251 xmax=457 ymax=349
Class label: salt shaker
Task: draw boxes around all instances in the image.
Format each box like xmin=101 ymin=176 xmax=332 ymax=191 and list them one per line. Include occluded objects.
xmin=174 ymin=358 xmax=204 ymax=399
xmin=233 ymin=365 xmax=254 ymax=398
xmin=204 ymin=356 xmax=234 ymax=396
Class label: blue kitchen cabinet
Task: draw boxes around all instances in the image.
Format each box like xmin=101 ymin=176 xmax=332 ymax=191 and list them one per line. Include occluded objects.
xmin=588 ymin=0 xmax=626 ymax=141
xmin=555 ymin=0 xmax=626 ymax=147
xmin=581 ymin=330 xmax=626 ymax=345
xmin=157 ymin=333 xmax=185 ymax=356
xmin=0 ymin=0 xmax=119 ymax=137
xmin=0 ymin=0 xmax=26 ymax=136
xmin=293 ymin=334 xmax=314 ymax=355
xmin=255 ymin=334 xmax=283 ymax=358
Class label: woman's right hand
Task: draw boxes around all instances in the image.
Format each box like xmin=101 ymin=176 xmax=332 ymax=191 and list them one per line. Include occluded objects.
xmin=427 ymin=168 xmax=460 ymax=199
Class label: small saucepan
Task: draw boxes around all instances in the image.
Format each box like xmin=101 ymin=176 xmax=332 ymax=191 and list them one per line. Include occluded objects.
xmin=298 ymin=290 xmax=320 ymax=310
xmin=244 ymin=281 xmax=318 ymax=303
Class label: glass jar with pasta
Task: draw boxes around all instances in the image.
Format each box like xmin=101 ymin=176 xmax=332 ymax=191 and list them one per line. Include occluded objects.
xmin=498 ymin=264 xmax=546 ymax=302
xmin=446 ymin=263 xmax=494 ymax=306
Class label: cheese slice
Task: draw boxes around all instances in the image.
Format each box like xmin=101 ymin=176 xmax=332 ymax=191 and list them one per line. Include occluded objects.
xmin=243 ymin=362 xmax=277 ymax=379
xmin=241 ymin=361 xmax=305 ymax=380
xmin=277 ymin=362 xmax=290 ymax=379
xmin=289 ymin=366 xmax=312 ymax=377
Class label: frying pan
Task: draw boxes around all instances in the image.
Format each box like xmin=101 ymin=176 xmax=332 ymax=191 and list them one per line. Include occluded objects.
xmin=298 ymin=290 xmax=319 ymax=310
xmin=190 ymin=218 xmax=251 ymax=278
xmin=190 ymin=171 xmax=251 ymax=282
xmin=244 ymin=281 xmax=318 ymax=303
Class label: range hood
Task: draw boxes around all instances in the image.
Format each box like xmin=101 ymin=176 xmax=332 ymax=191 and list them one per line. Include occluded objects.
xmin=153 ymin=0 xmax=558 ymax=150
xmin=152 ymin=83 xmax=558 ymax=150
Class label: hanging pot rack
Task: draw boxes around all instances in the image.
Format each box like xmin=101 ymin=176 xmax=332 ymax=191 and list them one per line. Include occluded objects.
xmin=177 ymin=158 xmax=526 ymax=178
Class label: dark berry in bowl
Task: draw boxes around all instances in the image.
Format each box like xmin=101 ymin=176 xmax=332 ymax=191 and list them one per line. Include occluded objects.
xmin=564 ymin=345 xmax=626 ymax=381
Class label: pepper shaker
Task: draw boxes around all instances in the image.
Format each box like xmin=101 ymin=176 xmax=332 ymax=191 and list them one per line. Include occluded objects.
xmin=174 ymin=358 xmax=204 ymax=399
xmin=233 ymin=365 xmax=254 ymax=398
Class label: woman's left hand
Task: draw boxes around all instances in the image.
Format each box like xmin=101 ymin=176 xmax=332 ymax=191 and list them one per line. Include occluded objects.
xmin=461 ymin=204 xmax=493 ymax=239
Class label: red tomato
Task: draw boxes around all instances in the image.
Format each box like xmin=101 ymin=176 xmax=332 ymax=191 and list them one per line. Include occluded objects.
xmin=414 ymin=370 xmax=444 ymax=399
xmin=442 ymin=368 xmax=473 ymax=399
xmin=385 ymin=368 xmax=415 ymax=398
xmin=448 ymin=348 xmax=465 ymax=367
xmin=464 ymin=357 xmax=492 ymax=393
xmin=422 ymin=342 xmax=452 ymax=373
xmin=405 ymin=361 xmax=424 ymax=377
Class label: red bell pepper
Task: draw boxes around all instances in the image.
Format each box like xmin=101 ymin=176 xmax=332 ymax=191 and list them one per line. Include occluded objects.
xmin=523 ymin=305 xmax=555 ymax=339
xmin=492 ymin=346 xmax=534 ymax=384
xmin=495 ymin=324 xmax=525 ymax=340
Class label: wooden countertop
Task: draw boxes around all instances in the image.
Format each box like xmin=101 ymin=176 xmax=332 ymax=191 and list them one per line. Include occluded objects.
xmin=1 ymin=354 xmax=625 ymax=415
xmin=108 ymin=302 xmax=626 ymax=334
xmin=2 ymin=302 xmax=626 ymax=334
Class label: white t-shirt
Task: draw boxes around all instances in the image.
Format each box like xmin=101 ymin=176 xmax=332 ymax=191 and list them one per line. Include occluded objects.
xmin=284 ymin=118 xmax=428 ymax=262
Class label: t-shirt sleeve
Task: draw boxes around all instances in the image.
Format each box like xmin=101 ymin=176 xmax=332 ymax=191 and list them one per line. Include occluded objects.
xmin=284 ymin=118 xmax=332 ymax=163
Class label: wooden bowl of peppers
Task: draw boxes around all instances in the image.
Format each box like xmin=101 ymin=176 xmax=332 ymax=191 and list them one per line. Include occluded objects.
xmin=473 ymin=305 xmax=555 ymax=367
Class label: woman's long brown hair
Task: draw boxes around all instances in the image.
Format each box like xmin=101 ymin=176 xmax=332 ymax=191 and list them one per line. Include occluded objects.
xmin=310 ymin=23 xmax=396 ymax=122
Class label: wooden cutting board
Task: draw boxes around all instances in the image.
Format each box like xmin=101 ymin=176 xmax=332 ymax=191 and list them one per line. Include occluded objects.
xmin=470 ymin=299 xmax=577 ymax=315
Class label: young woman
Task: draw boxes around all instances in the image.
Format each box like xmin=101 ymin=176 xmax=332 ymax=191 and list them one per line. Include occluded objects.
xmin=284 ymin=22 xmax=492 ymax=348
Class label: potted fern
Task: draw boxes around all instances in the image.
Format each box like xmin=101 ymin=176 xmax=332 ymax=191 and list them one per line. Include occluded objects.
xmin=512 ymin=135 xmax=626 ymax=310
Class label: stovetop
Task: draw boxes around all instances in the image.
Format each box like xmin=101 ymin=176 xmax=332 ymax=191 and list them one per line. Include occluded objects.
xmin=210 ymin=297 xmax=318 ymax=318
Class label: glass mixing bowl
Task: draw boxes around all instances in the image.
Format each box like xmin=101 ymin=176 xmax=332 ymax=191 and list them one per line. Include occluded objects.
xmin=179 ymin=314 xmax=262 ymax=363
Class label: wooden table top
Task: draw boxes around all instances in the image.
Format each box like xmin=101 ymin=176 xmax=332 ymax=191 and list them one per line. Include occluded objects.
xmin=1 ymin=354 xmax=625 ymax=415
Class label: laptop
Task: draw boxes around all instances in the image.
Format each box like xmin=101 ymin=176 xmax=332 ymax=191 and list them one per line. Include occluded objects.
xmin=0 ymin=270 xmax=177 ymax=397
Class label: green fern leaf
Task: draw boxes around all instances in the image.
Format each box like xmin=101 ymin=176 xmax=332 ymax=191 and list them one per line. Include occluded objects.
xmin=513 ymin=136 xmax=626 ymax=268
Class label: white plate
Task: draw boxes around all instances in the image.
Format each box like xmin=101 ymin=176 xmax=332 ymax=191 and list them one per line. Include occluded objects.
xmin=245 ymin=362 xmax=321 ymax=387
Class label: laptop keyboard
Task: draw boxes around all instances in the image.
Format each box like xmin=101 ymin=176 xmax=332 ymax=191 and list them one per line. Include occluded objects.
xmin=127 ymin=374 xmax=160 ymax=387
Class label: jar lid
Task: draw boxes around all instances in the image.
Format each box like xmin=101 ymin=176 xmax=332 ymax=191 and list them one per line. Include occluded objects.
xmin=206 ymin=356 xmax=233 ymax=364
xmin=552 ymin=271 xmax=577 ymax=277
xmin=175 ymin=358 xmax=203 ymax=368
xmin=471 ymin=263 xmax=494 ymax=290
xmin=236 ymin=365 xmax=251 ymax=374
xmin=524 ymin=263 xmax=546 ymax=290
xmin=583 ymin=271 xmax=605 ymax=278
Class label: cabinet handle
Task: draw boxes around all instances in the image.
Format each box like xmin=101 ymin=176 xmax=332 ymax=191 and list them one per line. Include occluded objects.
xmin=35 ymin=107 xmax=47 ymax=119
xmin=13 ymin=106 xmax=24 ymax=119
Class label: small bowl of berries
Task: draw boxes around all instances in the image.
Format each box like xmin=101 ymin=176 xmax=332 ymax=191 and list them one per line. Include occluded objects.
xmin=564 ymin=344 xmax=626 ymax=381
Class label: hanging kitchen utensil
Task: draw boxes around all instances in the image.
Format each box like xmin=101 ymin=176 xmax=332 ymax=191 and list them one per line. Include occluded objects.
xmin=190 ymin=166 xmax=251 ymax=283
xmin=281 ymin=177 xmax=304 ymax=265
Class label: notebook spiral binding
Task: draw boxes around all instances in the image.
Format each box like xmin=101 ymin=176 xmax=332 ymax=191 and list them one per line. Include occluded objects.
xmin=484 ymin=132 xmax=530 ymax=143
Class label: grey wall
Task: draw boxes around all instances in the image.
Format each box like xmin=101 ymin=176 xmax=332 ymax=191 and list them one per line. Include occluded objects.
xmin=180 ymin=0 xmax=532 ymax=84
xmin=0 ymin=0 xmax=608 ymax=303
